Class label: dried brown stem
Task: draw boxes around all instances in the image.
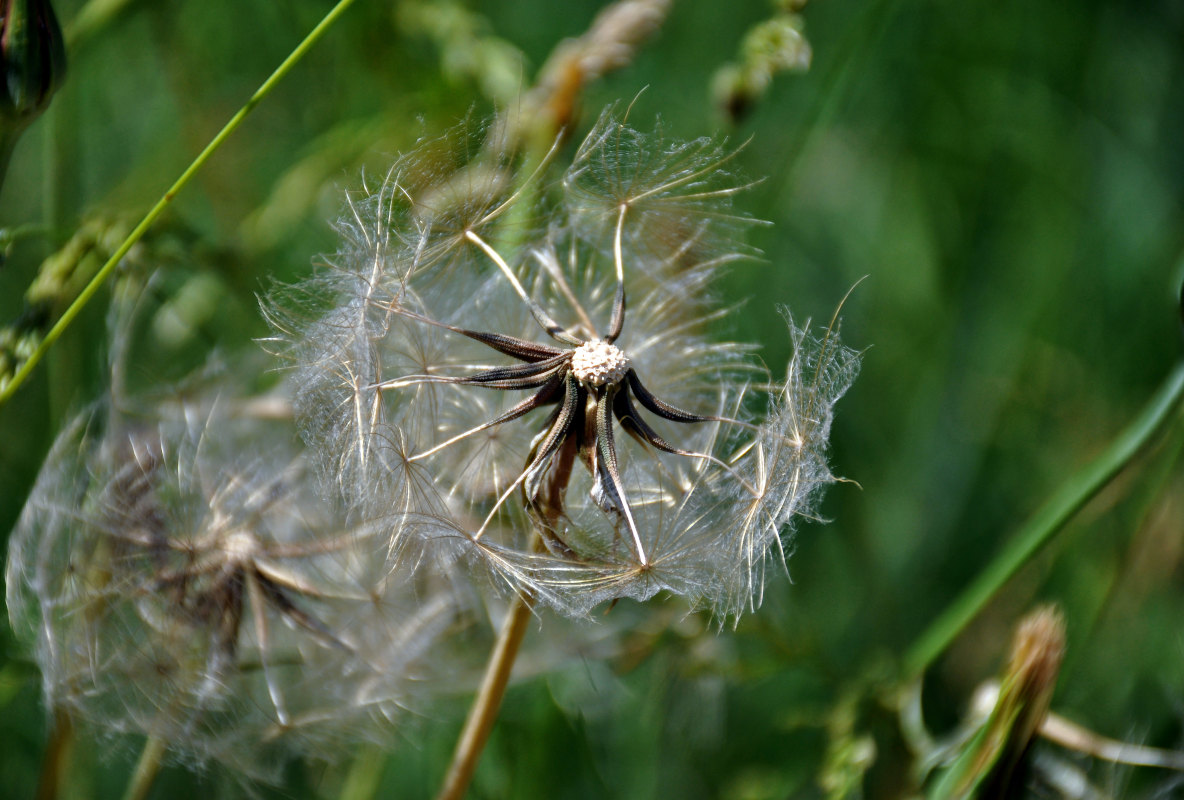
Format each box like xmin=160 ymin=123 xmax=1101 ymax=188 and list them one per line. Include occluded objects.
xmin=433 ymin=594 xmax=535 ymax=800
xmin=36 ymin=708 xmax=74 ymax=800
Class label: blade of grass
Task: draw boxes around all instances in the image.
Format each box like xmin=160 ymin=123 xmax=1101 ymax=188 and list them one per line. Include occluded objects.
xmin=903 ymin=359 xmax=1184 ymax=679
xmin=0 ymin=0 xmax=360 ymax=407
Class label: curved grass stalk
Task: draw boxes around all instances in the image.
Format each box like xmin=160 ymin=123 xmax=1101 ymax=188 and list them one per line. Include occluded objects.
xmin=0 ymin=0 xmax=361 ymax=407
xmin=903 ymin=359 xmax=1184 ymax=679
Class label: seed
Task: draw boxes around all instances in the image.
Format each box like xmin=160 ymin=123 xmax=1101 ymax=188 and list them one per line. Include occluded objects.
xmin=570 ymin=339 xmax=630 ymax=387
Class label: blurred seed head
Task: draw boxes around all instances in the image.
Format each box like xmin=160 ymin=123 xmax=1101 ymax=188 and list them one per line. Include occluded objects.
xmin=6 ymin=387 xmax=460 ymax=782
xmin=266 ymin=107 xmax=859 ymax=621
xmin=524 ymin=0 xmax=671 ymax=133
xmin=712 ymin=11 xmax=811 ymax=123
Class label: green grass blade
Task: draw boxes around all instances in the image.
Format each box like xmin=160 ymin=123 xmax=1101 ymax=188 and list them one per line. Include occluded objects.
xmin=903 ymin=359 xmax=1184 ymax=679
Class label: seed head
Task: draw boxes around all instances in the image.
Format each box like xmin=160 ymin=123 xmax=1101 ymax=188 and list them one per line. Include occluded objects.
xmin=266 ymin=107 xmax=859 ymax=620
xmin=6 ymin=389 xmax=458 ymax=782
xmin=571 ymin=339 xmax=630 ymax=386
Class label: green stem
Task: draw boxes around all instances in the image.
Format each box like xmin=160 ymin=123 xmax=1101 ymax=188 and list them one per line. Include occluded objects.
xmin=0 ymin=128 xmax=22 ymax=197
xmin=0 ymin=0 xmax=359 ymax=407
xmin=121 ymin=735 xmax=167 ymax=800
xmin=0 ymin=223 xmax=51 ymax=250
xmin=67 ymin=0 xmax=143 ymax=51
xmin=903 ymin=360 xmax=1184 ymax=679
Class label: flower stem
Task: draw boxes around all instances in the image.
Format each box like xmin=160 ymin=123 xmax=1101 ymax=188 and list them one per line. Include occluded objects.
xmin=66 ymin=0 xmax=143 ymax=51
xmin=0 ymin=129 xmax=20 ymax=197
xmin=0 ymin=0 xmax=359 ymax=407
xmin=435 ymin=593 xmax=534 ymax=800
xmin=121 ymin=734 xmax=167 ymax=800
xmin=35 ymin=708 xmax=73 ymax=800
xmin=903 ymin=359 xmax=1184 ymax=679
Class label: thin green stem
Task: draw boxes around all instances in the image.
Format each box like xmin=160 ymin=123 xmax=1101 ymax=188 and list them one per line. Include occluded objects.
xmin=903 ymin=360 xmax=1184 ymax=679
xmin=0 ymin=129 xmax=20 ymax=195
xmin=0 ymin=0 xmax=359 ymax=407
xmin=67 ymin=0 xmax=143 ymax=51
xmin=121 ymin=735 xmax=167 ymax=800
xmin=0 ymin=223 xmax=52 ymax=251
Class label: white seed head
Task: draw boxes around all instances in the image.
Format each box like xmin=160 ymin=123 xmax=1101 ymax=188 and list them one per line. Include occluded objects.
xmin=571 ymin=340 xmax=631 ymax=386
xmin=221 ymin=529 xmax=258 ymax=563
xmin=6 ymin=396 xmax=466 ymax=783
xmin=263 ymin=109 xmax=859 ymax=622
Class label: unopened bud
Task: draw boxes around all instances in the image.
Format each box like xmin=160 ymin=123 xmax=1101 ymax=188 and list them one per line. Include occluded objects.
xmin=932 ymin=605 xmax=1067 ymax=798
xmin=1003 ymin=605 xmax=1066 ymax=741
xmin=1 ymin=0 xmax=67 ymax=131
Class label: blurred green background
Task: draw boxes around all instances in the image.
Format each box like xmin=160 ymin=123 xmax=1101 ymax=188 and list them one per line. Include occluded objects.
xmin=2 ymin=0 xmax=1184 ymax=797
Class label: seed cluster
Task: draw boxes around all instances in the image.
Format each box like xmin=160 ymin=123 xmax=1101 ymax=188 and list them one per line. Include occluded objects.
xmin=571 ymin=340 xmax=631 ymax=386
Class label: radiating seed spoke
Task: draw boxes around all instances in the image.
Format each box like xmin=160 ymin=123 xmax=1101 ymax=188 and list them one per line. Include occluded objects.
xmin=625 ymin=369 xmax=717 ymax=424
xmin=594 ymin=386 xmax=648 ymax=566
xmin=254 ymin=570 xmax=351 ymax=652
xmin=472 ymin=469 xmax=532 ymax=542
xmin=454 ymin=353 xmax=570 ymax=386
xmin=247 ymin=574 xmax=290 ymax=726
xmin=213 ymin=572 xmax=245 ymax=669
xmin=448 ymin=373 xmax=562 ymax=391
xmin=531 ymin=247 xmax=598 ymax=337
xmin=613 ymin=389 xmax=758 ymax=496
xmin=522 ymin=375 xmax=582 ymax=502
xmin=604 ymin=204 xmax=629 ymax=343
xmin=411 ymin=372 xmax=567 ymax=462
xmin=464 ymin=230 xmax=583 ymax=346
xmin=393 ymin=306 xmax=565 ymax=362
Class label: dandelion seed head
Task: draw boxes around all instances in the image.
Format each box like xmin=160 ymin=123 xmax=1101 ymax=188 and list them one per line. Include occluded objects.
xmin=7 ymin=387 xmax=460 ymax=782
xmin=267 ymin=107 xmax=859 ymax=621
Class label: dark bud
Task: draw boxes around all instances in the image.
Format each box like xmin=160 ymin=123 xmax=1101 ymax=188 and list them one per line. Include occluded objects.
xmin=1 ymin=0 xmax=67 ymax=131
xmin=712 ymin=64 xmax=756 ymax=124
